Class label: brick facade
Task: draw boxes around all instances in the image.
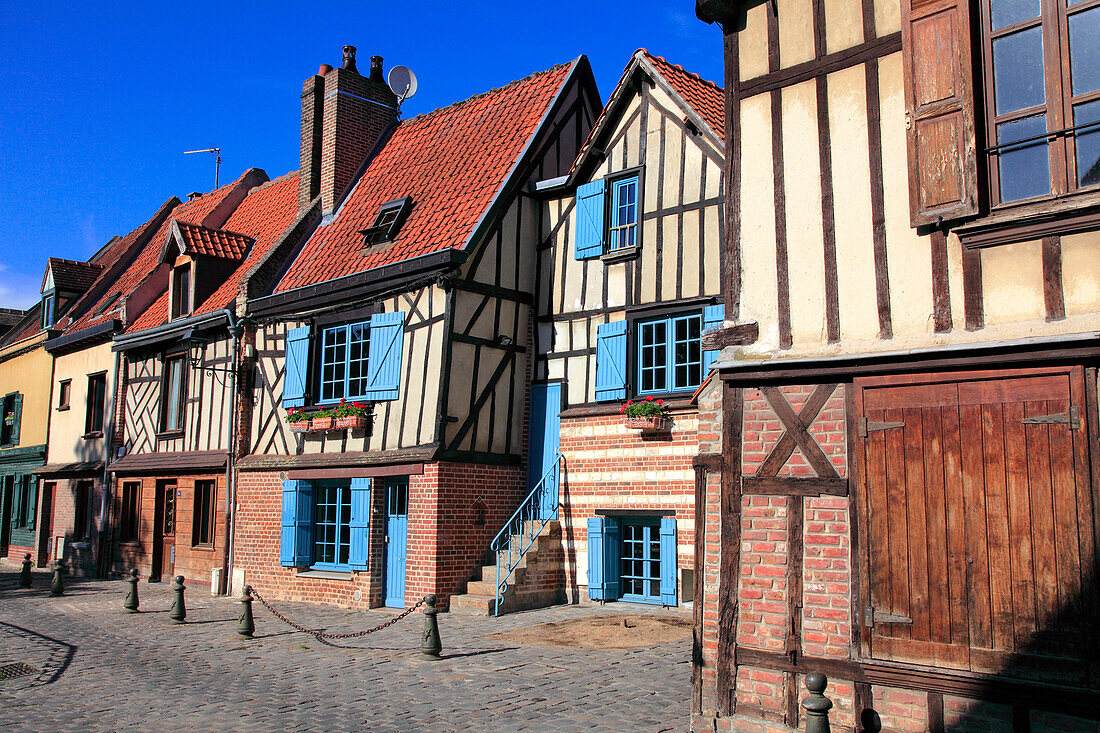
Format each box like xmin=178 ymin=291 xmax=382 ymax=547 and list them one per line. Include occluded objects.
xmin=39 ymin=476 xmax=105 ymax=576
xmin=558 ymin=406 xmax=698 ymax=606
xmin=233 ymin=461 xmax=524 ymax=611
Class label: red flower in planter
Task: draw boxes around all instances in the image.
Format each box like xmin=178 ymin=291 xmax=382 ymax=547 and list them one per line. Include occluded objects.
xmin=656 ymin=399 xmax=663 ymax=405
xmin=646 ymin=396 xmax=653 ymax=401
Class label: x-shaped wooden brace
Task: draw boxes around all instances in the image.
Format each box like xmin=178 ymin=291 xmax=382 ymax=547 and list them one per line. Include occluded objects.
xmin=755 ymin=384 xmax=840 ymax=478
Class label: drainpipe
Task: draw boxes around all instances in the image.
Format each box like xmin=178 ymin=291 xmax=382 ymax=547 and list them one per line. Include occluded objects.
xmin=97 ymin=348 xmax=122 ymax=578
xmin=220 ymin=308 xmax=241 ymax=596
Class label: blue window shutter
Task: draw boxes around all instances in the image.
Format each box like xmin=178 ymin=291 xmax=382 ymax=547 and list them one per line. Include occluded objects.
xmin=702 ymin=304 xmax=725 ymax=375
xmin=283 ymin=326 xmax=310 ymax=408
xmin=363 ymin=311 xmax=405 ymax=401
xmin=280 ymin=480 xmax=313 ymax=567
xmin=9 ymin=393 xmax=22 ymax=445
xmin=348 ymin=477 xmax=372 ymax=570
xmin=587 ymin=517 xmax=605 ymax=600
xmin=660 ymin=517 xmax=678 ymax=606
xmin=604 ymin=517 xmax=621 ymax=600
xmin=574 ymin=179 xmax=606 ymax=259
xmin=594 ymin=320 xmax=628 ymax=402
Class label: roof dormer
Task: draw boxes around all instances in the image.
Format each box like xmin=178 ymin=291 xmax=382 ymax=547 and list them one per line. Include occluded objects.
xmin=159 ymin=219 xmax=255 ymax=322
xmin=40 ymin=257 xmax=102 ymax=330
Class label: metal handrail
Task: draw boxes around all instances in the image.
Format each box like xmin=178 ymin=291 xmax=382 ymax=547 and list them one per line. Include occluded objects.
xmin=490 ymin=452 xmax=561 ymax=616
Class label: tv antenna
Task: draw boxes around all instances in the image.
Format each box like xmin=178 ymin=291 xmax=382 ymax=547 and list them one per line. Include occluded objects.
xmin=387 ymin=65 xmax=418 ymax=109
xmin=183 ymin=147 xmax=222 ymax=189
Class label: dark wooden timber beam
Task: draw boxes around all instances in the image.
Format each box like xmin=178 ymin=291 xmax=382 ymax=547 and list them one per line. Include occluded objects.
xmin=701 ymin=321 xmax=760 ymax=350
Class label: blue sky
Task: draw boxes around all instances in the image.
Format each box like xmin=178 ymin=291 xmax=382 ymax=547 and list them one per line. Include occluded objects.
xmin=0 ymin=2 xmax=723 ymax=309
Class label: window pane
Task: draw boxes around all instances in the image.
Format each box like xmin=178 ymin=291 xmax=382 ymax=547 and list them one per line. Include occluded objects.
xmin=166 ymin=361 xmax=182 ymax=430
xmin=992 ymin=26 xmax=1046 ymax=115
xmin=638 ymin=321 xmax=668 ymax=393
xmin=990 ymin=0 xmax=1040 ymax=30
xmin=347 ymin=323 xmax=371 ymax=398
xmin=997 ymin=115 xmax=1051 ymax=201
xmin=1069 ymin=6 xmax=1100 ymax=96
xmin=320 ymin=327 xmax=347 ymax=401
xmin=1075 ymin=99 xmax=1100 ymax=187
xmin=672 ymin=315 xmax=702 ymax=390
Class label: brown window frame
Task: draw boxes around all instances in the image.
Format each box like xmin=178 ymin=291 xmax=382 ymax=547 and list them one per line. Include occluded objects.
xmin=119 ymin=481 xmax=141 ymax=544
xmin=158 ymin=353 xmax=187 ymax=436
xmin=57 ymin=379 xmax=71 ymax=411
xmin=84 ymin=372 xmax=106 ymax=437
xmin=979 ymin=0 xmax=1100 ymax=208
xmin=73 ymin=480 xmax=93 ymax=542
xmin=170 ymin=263 xmax=193 ymax=320
xmin=191 ymin=479 xmax=216 ymax=548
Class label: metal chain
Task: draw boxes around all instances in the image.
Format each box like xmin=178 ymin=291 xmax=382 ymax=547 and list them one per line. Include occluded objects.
xmin=250 ymin=588 xmax=425 ymax=639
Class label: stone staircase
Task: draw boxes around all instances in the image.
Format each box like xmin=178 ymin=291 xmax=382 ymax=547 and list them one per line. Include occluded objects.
xmin=449 ymin=520 xmax=565 ymax=615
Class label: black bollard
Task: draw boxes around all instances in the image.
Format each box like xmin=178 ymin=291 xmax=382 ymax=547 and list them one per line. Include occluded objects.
xmin=19 ymin=553 xmax=33 ymax=588
xmin=168 ymin=575 xmax=186 ymax=624
xmin=237 ymin=585 xmax=255 ymax=639
xmin=420 ymin=594 xmax=442 ymax=659
xmin=123 ymin=568 xmax=140 ymax=612
xmin=49 ymin=560 xmax=65 ymax=597
xmin=802 ymin=672 xmax=833 ymax=733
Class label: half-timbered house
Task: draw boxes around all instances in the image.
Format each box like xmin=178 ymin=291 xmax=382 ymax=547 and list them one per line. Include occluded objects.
xmin=36 ymin=200 xmax=179 ymax=576
xmin=234 ymin=48 xmax=600 ymax=610
xmin=692 ymin=0 xmax=1100 ymax=730
xmin=107 ymin=170 xmax=303 ymax=591
xmin=458 ymin=50 xmax=726 ymax=614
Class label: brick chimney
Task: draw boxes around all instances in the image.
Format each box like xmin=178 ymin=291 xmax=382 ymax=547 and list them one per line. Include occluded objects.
xmin=298 ymin=46 xmax=398 ymax=215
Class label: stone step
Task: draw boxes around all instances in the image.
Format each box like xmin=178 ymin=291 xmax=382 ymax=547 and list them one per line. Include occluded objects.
xmin=448 ymin=593 xmax=496 ymax=615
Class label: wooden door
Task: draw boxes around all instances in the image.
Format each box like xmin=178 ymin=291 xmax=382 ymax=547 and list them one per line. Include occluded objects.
xmin=856 ymin=368 xmax=1096 ymax=683
xmin=151 ymin=481 xmax=177 ymax=582
xmin=37 ymin=482 xmax=53 ymax=566
xmin=528 ymin=383 xmax=561 ymax=520
xmin=0 ymin=475 xmax=12 ymax=552
xmin=383 ymin=478 xmax=408 ymax=608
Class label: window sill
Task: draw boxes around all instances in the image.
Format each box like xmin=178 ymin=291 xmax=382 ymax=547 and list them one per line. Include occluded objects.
xmin=57 ymin=406 xmax=69 ymax=412
xmin=956 ymin=189 xmax=1100 ymax=249
xmin=82 ymin=431 xmax=103 ymax=441
xmin=297 ymin=569 xmax=354 ymax=581
xmin=156 ymin=430 xmax=184 ymax=441
xmin=190 ymin=544 xmax=215 ymax=551
xmin=601 ymin=245 xmax=640 ymax=264
xmin=561 ymin=396 xmax=695 ymax=419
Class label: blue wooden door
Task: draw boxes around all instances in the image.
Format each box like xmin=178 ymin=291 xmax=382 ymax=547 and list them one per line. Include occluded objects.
xmin=383 ymin=478 xmax=408 ymax=607
xmin=527 ymin=383 xmax=562 ymax=520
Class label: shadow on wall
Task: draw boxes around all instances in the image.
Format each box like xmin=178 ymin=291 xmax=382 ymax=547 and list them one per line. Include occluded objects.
xmin=558 ymin=454 xmax=580 ymax=604
xmin=859 ymin=569 xmax=1100 ymax=732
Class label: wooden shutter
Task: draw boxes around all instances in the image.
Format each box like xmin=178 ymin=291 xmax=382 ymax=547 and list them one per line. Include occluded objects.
xmin=363 ymin=311 xmax=405 ymax=401
xmin=280 ymin=479 xmax=313 ymax=567
xmin=10 ymin=393 xmax=22 ymax=445
xmin=900 ymin=0 xmax=980 ymax=226
xmin=282 ymin=326 xmax=310 ymax=408
xmin=24 ymin=476 xmax=36 ymax=531
xmin=702 ymin=304 xmax=725 ymax=375
xmin=594 ymin=320 xmax=628 ymax=402
xmin=574 ymin=179 xmax=606 ymax=259
xmin=858 ymin=369 xmax=1095 ymax=683
xmin=659 ymin=517 xmax=678 ymax=607
xmin=347 ymin=477 xmax=372 ymax=571
xmin=587 ymin=517 xmax=607 ymax=600
xmin=603 ymin=517 xmax=621 ymax=599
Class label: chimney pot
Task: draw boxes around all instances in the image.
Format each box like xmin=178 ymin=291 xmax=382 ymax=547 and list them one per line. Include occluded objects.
xmin=341 ymin=45 xmax=358 ymax=73
xmin=370 ymin=56 xmax=384 ymax=83
xmin=188 ymin=191 xmax=202 ymax=201
xmin=318 ymin=64 xmax=333 ymax=76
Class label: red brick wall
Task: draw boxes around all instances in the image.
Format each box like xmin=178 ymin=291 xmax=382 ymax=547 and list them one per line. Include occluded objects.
xmin=558 ymin=406 xmax=699 ymax=605
xmin=43 ymin=476 xmax=104 ymax=576
xmin=232 ymin=461 xmax=523 ymax=611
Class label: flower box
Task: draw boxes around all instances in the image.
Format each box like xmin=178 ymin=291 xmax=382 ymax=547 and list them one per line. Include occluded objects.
xmin=624 ymin=416 xmax=669 ymax=431
xmin=334 ymin=415 xmax=369 ymax=430
xmin=287 ymin=421 xmax=311 ymax=433
xmin=309 ymin=416 xmax=335 ymax=431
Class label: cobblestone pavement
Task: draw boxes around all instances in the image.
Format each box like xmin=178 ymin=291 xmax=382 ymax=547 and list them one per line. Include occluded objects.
xmin=0 ymin=570 xmax=690 ymax=732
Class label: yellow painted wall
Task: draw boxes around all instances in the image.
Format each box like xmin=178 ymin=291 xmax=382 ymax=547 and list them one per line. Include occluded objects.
xmin=0 ymin=333 xmax=53 ymax=450
xmin=48 ymin=342 xmax=115 ymax=465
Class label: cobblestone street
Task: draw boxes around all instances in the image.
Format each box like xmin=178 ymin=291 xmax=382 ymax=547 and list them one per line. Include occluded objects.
xmin=0 ymin=570 xmax=690 ymax=732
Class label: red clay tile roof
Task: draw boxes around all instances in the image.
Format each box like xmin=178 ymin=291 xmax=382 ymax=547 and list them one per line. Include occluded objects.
xmin=68 ymin=174 xmax=249 ymax=333
xmin=47 ymin=258 xmax=102 ymax=294
xmin=174 ymin=222 xmax=254 ymax=260
xmin=126 ymin=172 xmax=301 ymax=332
xmin=643 ymin=52 xmax=724 ymax=143
xmin=274 ymin=60 xmax=576 ymax=293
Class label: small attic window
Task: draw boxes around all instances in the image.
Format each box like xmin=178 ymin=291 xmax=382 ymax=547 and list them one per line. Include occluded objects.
xmin=360 ymin=197 xmax=412 ymax=247
xmin=94 ymin=292 xmax=120 ymax=316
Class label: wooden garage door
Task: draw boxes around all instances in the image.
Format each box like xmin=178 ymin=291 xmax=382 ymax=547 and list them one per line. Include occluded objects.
xmin=855 ymin=368 xmax=1095 ymax=683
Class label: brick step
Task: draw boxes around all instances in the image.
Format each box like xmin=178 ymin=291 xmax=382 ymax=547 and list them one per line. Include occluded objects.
xmin=448 ymin=519 xmax=562 ymax=616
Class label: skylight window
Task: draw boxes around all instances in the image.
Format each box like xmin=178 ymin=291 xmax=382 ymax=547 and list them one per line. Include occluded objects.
xmin=360 ymin=197 xmax=412 ymax=247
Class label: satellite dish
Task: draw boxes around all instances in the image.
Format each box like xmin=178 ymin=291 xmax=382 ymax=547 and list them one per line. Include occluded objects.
xmin=387 ymin=65 xmax=418 ymax=104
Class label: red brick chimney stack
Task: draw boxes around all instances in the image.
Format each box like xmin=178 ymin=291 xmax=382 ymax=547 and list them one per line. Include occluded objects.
xmin=297 ymin=46 xmax=399 ymax=216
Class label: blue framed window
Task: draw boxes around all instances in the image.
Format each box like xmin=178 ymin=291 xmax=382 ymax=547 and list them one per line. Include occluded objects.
xmin=620 ymin=519 xmax=662 ymax=604
xmin=41 ymin=292 xmax=56 ymax=329
xmin=609 ymin=176 xmax=638 ymax=250
xmin=312 ymin=480 xmax=352 ymax=570
xmin=635 ymin=313 xmax=702 ymax=395
xmin=319 ymin=321 xmax=371 ymax=403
